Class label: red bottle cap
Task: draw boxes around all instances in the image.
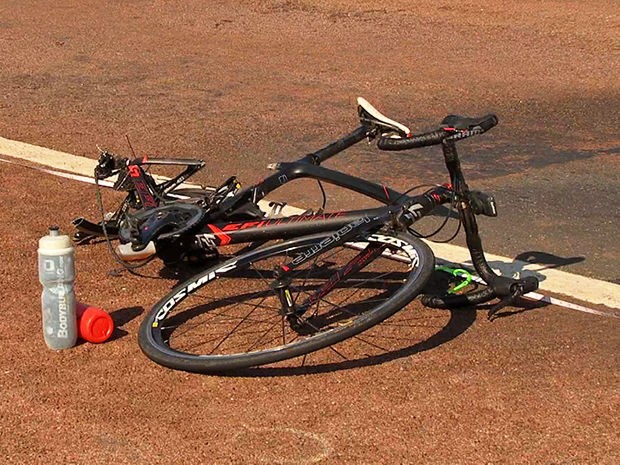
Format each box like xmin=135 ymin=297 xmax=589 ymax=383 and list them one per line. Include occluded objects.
xmin=76 ymin=303 xmax=114 ymax=343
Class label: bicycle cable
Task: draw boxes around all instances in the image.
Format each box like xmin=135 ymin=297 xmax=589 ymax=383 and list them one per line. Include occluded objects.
xmin=388 ymin=183 xmax=461 ymax=240
xmin=424 ymin=176 xmax=463 ymax=243
xmin=316 ymin=179 xmax=327 ymax=212
xmin=420 ymin=215 xmax=462 ymax=243
xmin=412 ymin=186 xmax=463 ymax=242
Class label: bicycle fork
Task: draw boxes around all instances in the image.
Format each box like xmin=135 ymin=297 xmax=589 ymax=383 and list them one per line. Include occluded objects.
xmin=421 ymin=139 xmax=539 ymax=319
xmin=269 ymin=215 xmax=388 ymax=330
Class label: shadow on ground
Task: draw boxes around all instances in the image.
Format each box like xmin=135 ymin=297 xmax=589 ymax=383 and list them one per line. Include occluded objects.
xmin=217 ymin=308 xmax=477 ymax=378
xmin=109 ymin=306 xmax=144 ymax=341
xmin=514 ymin=251 xmax=585 ymax=271
xmin=212 ymin=271 xmax=544 ymax=378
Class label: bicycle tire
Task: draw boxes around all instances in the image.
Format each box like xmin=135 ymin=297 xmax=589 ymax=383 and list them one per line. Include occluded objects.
xmin=138 ymin=230 xmax=434 ymax=372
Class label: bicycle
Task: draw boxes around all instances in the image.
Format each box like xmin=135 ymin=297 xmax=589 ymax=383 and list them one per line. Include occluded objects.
xmin=77 ymin=97 xmax=539 ymax=372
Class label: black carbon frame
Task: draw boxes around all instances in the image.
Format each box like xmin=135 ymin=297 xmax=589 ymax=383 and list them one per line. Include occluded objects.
xmin=191 ymin=125 xmax=445 ymax=247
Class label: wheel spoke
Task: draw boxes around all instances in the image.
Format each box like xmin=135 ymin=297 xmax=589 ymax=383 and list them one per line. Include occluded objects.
xmin=142 ymin=233 xmax=432 ymax=371
xmin=208 ymin=294 xmax=271 ymax=354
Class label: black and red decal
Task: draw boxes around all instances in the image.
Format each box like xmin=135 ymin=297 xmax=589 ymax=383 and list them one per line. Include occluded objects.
xmin=304 ymin=242 xmax=386 ymax=307
xmin=206 ymin=224 xmax=232 ymax=246
xmin=128 ymin=164 xmax=158 ymax=208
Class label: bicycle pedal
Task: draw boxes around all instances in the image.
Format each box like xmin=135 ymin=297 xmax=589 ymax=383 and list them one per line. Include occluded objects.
xmin=470 ymin=190 xmax=497 ymax=217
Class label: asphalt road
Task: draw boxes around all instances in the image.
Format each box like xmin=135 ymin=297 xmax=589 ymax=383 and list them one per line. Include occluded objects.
xmin=0 ymin=2 xmax=618 ymax=464
xmin=1 ymin=0 xmax=618 ymax=284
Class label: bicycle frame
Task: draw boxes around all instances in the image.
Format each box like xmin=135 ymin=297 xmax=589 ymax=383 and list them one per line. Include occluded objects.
xmin=132 ymin=101 xmax=546 ymax=371
xmin=78 ymin=107 xmax=539 ymax=320
xmin=182 ymin=125 xmax=447 ymax=247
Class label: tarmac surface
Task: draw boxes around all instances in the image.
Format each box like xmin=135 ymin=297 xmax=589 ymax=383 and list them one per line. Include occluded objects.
xmin=0 ymin=1 xmax=618 ymax=464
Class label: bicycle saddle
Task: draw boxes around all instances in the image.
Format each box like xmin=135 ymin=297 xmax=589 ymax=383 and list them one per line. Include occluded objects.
xmin=357 ymin=97 xmax=411 ymax=136
xmin=441 ymin=114 xmax=498 ymax=132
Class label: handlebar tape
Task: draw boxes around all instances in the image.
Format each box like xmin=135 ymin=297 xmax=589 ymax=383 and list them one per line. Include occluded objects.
xmin=377 ymin=129 xmax=447 ymax=151
xmin=477 ymin=114 xmax=499 ymax=132
xmin=377 ymin=114 xmax=499 ymax=151
xmin=421 ymin=287 xmax=497 ymax=309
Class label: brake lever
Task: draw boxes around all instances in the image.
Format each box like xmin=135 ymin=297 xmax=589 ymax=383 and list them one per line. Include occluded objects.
xmin=95 ymin=149 xmax=127 ymax=180
xmin=487 ymin=276 xmax=538 ymax=321
xmin=487 ymin=286 xmax=521 ymax=321
xmin=95 ymin=150 xmax=116 ymax=179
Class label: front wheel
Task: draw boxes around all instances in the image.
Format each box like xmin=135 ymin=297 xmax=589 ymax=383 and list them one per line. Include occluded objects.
xmin=138 ymin=231 xmax=434 ymax=372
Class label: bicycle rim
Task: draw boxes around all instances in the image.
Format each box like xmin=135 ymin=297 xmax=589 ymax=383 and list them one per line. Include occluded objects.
xmin=138 ymin=231 xmax=434 ymax=372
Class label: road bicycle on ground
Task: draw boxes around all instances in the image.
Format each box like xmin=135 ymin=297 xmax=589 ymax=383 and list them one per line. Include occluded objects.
xmin=75 ymin=98 xmax=538 ymax=372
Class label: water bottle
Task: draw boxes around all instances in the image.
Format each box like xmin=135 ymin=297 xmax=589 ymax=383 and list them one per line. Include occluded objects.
xmin=38 ymin=226 xmax=77 ymax=350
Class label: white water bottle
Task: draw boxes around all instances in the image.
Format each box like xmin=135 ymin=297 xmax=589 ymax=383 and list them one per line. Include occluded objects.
xmin=38 ymin=226 xmax=77 ymax=350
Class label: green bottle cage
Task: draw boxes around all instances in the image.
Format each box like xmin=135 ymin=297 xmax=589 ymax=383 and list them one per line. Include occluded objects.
xmin=435 ymin=265 xmax=473 ymax=294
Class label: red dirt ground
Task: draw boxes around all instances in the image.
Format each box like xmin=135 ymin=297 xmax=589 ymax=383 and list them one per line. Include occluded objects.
xmin=1 ymin=1 xmax=618 ymax=464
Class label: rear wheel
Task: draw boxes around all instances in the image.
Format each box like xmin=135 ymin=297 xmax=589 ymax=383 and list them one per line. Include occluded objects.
xmin=138 ymin=231 xmax=434 ymax=372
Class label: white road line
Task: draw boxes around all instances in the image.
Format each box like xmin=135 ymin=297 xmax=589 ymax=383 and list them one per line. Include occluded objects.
xmin=0 ymin=137 xmax=98 ymax=175
xmin=1 ymin=136 xmax=618 ymax=310
xmin=433 ymin=259 xmax=619 ymax=319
